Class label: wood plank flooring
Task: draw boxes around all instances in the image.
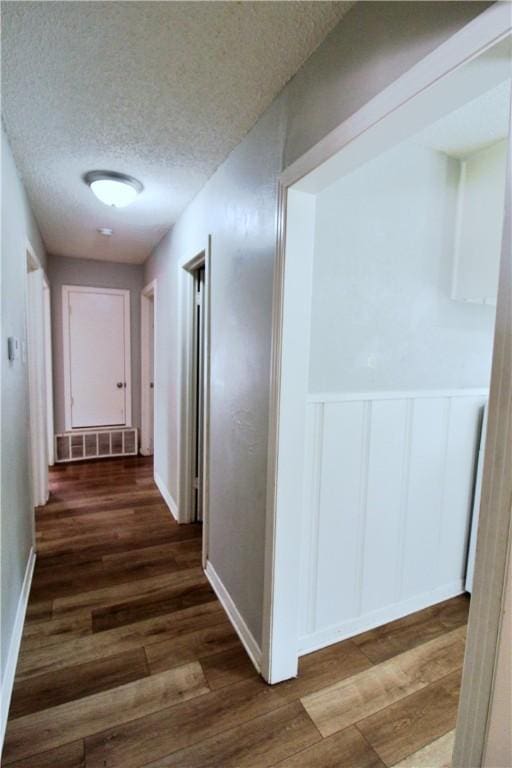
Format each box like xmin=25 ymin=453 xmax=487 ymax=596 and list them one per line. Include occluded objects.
xmin=3 ymin=456 xmax=469 ymax=767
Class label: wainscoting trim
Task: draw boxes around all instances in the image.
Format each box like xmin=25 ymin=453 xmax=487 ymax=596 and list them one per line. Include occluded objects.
xmin=300 ymin=389 xmax=487 ymax=651
xmin=307 ymin=388 xmax=488 ymax=404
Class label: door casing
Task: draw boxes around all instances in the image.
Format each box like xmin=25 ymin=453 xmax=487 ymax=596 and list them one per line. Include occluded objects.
xmin=26 ymin=242 xmax=50 ymax=507
xmin=43 ymin=279 xmax=54 ymax=465
xmin=141 ymin=280 xmax=157 ymax=456
xmin=180 ymin=239 xmax=211 ymax=569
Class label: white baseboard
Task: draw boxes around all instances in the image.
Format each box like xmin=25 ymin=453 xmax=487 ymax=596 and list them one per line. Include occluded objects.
xmin=154 ymin=471 xmax=179 ymax=522
xmin=1 ymin=547 xmax=36 ymax=749
xmin=299 ymin=580 xmax=464 ymax=655
xmin=205 ymin=561 xmax=262 ymax=673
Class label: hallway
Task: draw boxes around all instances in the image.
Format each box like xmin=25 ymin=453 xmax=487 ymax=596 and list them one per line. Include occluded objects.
xmin=3 ymin=457 xmax=469 ymax=767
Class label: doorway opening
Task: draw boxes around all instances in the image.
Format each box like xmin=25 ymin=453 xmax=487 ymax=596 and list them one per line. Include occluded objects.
xmin=141 ymin=280 xmax=156 ymax=456
xmin=192 ymin=264 xmax=206 ymax=523
xmin=263 ymin=15 xmax=511 ymax=765
xmin=266 ymin=21 xmax=510 ymax=685
xmin=181 ymin=241 xmax=211 ymax=565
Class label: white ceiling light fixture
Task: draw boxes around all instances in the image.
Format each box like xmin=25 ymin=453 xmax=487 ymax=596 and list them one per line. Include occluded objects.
xmin=97 ymin=227 xmax=113 ymax=236
xmin=84 ymin=170 xmax=143 ymax=208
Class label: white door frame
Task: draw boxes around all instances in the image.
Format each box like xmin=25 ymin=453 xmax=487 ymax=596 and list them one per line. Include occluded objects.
xmin=62 ymin=285 xmax=132 ymax=431
xmin=180 ymin=237 xmax=211 ymax=568
xmin=140 ymin=279 xmax=157 ymax=456
xmin=26 ymin=242 xmax=49 ymax=507
xmin=43 ymin=277 xmax=54 ymax=466
xmin=263 ymin=4 xmax=512 ymax=764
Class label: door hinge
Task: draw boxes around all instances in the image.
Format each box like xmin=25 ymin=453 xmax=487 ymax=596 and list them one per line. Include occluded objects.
xmin=193 ymin=477 xmax=199 ymax=489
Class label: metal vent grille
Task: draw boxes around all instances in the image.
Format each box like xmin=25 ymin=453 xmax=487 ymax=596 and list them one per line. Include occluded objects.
xmin=55 ymin=428 xmax=138 ymax=463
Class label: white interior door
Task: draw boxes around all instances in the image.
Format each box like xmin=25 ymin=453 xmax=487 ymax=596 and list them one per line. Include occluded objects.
xmin=64 ymin=287 xmax=131 ymax=429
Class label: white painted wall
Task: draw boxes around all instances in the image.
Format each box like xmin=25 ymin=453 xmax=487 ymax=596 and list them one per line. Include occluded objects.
xmin=309 ymin=141 xmax=496 ymax=393
xmin=452 ymin=139 xmax=507 ymax=304
xmin=144 ymin=1 xmax=492 ymax=653
xmin=1 ymin=128 xmax=47 ymax=733
xmin=48 ymin=254 xmax=144 ymax=433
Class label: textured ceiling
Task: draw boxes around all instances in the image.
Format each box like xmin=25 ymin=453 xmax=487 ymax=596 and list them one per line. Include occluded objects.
xmin=2 ymin=1 xmax=353 ymax=264
xmin=415 ymin=80 xmax=511 ymax=158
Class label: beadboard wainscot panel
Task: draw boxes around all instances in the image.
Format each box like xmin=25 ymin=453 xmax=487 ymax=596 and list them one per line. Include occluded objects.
xmin=299 ymin=389 xmax=487 ymax=654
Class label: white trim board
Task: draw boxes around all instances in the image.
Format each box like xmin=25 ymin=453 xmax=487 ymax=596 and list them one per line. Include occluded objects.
xmin=299 ymin=580 xmax=464 ymax=656
xmin=0 ymin=547 xmax=36 ymax=750
xmin=201 ymin=238 xmax=212 ymax=570
xmin=43 ymin=278 xmax=55 ymax=466
xmin=154 ymin=471 xmax=179 ymax=522
xmin=205 ymin=561 xmax=262 ymax=673
xmin=307 ymin=388 xmax=489 ymax=404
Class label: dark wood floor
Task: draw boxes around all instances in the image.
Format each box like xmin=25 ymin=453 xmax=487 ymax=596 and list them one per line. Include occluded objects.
xmin=3 ymin=456 xmax=469 ymax=767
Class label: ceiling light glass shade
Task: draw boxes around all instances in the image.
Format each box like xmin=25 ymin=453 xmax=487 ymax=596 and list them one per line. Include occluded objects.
xmin=91 ymin=179 xmax=138 ymax=207
xmin=84 ymin=171 xmax=143 ymax=208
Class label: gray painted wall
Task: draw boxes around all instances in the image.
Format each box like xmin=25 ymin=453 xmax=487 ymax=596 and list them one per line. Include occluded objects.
xmin=145 ymin=1 xmax=491 ymax=648
xmin=47 ymin=254 xmax=144 ymax=434
xmin=1 ymin=128 xmax=47 ymax=684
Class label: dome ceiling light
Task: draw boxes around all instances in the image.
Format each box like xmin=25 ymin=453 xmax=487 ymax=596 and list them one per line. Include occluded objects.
xmin=84 ymin=170 xmax=143 ymax=208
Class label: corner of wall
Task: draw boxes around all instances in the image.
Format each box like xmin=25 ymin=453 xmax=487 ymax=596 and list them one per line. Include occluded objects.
xmin=205 ymin=560 xmax=262 ymax=673
xmin=154 ymin=471 xmax=179 ymax=522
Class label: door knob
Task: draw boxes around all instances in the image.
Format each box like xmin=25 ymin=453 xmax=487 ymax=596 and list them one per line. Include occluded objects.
xmin=116 ymin=382 xmax=123 ymax=389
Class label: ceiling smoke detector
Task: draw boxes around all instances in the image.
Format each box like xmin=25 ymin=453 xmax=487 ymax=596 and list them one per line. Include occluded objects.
xmin=84 ymin=170 xmax=143 ymax=208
